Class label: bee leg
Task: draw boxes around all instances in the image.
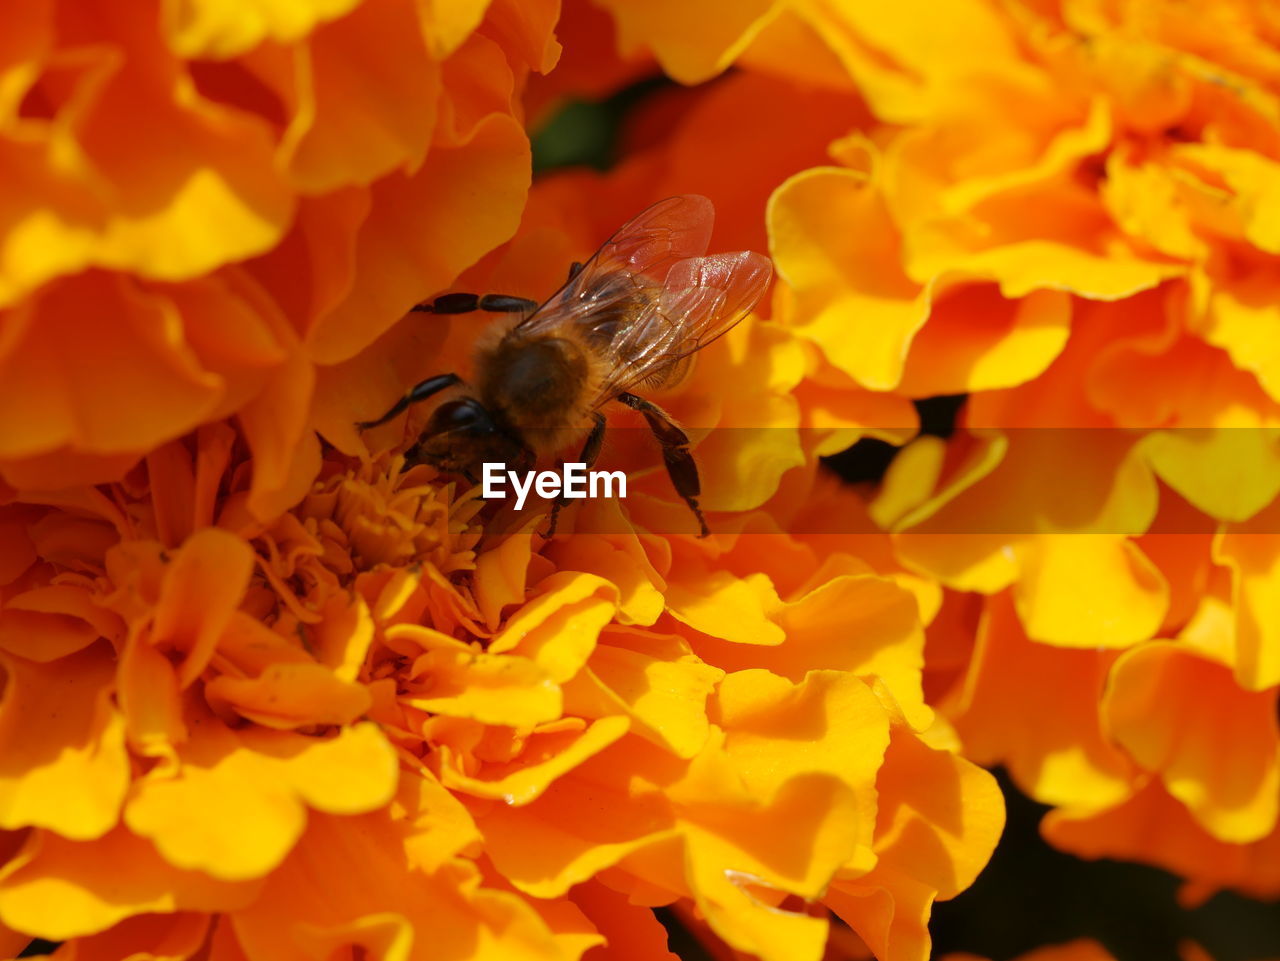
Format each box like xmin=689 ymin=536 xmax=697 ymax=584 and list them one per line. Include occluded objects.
xmin=543 ymin=412 xmax=607 ymax=539
xmin=411 ymin=293 xmax=539 ymax=315
xmin=615 ymin=393 xmax=709 ymax=538
xmin=356 ymin=373 xmax=464 ymax=430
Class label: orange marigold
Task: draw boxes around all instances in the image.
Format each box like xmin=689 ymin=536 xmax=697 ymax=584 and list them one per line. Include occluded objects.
xmin=0 ymin=419 xmax=1003 ymax=961
xmin=0 ymin=0 xmax=550 ymax=510
xmin=568 ymin=0 xmax=1280 ymax=913
xmin=0 ymin=7 xmax=1009 ymax=961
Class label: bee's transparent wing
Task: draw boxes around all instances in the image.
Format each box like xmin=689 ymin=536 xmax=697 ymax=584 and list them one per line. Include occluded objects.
xmin=512 ymin=195 xmax=716 ymax=341
xmin=591 ymin=249 xmax=774 ymax=404
xmin=507 ymin=195 xmax=772 ymax=401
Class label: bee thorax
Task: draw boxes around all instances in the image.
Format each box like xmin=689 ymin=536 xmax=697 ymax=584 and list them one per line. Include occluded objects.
xmin=478 ymin=335 xmax=594 ymax=431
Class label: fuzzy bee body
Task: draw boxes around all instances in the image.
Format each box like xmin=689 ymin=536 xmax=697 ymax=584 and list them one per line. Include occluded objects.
xmin=358 ymin=195 xmax=773 ymax=536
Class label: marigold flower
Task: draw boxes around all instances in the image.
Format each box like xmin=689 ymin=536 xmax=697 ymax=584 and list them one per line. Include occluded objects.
xmin=0 ymin=0 xmax=543 ymax=505
xmin=0 ymin=422 xmax=1001 ymax=961
xmin=25 ymin=0 xmax=1280 ymax=953
xmin=0 ymin=4 xmax=1006 ymax=954
xmin=572 ymin=0 xmax=1280 ymax=917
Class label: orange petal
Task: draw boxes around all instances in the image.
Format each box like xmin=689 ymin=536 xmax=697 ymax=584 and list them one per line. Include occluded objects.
xmin=205 ymin=661 xmax=372 ymax=729
xmin=53 ymin=911 xmax=210 ymax=961
xmin=306 ymin=113 xmax=529 ymax=365
xmin=151 ymin=527 xmax=255 ymax=688
xmin=281 ymin=0 xmax=440 ymax=192
xmin=0 ymin=275 xmax=223 ymax=461
xmin=233 ymin=810 xmax=567 ymax=961
xmin=237 ymin=350 xmax=322 ymax=521
xmin=592 ymin=0 xmax=773 ymax=84
xmin=1104 ymin=642 xmax=1280 ymax=843
xmin=118 ymin=632 xmax=186 ymax=761
xmin=949 ymin=593 xmax=1134 ymax=810
xmin=0 ymin=585 xmax=121 ymax=662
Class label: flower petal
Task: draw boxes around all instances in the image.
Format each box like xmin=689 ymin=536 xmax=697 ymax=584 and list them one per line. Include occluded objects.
xmin=0 ymin=644 xmax=129 ymax=840
xmin=1104 ymin=641 xmax=1280 ymax=843
xmin=125 ymin=718 xmax=397 ymax=880
xmin=0 ymin=825 xmax=259 ymax=940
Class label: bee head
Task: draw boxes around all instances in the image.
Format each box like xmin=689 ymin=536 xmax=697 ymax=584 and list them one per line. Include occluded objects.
xmin=407 ymin=398 xmax=524 ymax=476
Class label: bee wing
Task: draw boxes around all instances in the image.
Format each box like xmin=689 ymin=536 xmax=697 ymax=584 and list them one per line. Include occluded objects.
xmin=513 ymin=195 xmax=716 ymax=339
xmin=592 ymin=249 xmax=774 ymax=403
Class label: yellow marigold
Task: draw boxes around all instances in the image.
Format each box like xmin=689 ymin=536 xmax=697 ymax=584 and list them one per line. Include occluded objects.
xmin=0 ymin=7 xmax=1011 ymax=961
xmin=908 ymin=505 xmax=1280 ymax=902
xmin=0 ymin=419 xmax=1002 ymax=961
xmin=572 ymin=0 xmax=1280 ymax=914
xmin=0 ymin=0 xmax=549 ymax=511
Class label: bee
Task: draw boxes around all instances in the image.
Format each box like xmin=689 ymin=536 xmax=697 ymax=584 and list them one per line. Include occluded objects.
xmin=356 ymin=195 xmax=773 ymax=537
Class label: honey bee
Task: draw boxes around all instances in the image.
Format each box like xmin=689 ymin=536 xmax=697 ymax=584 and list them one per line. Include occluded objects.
xmin=356 ymin=195 xmax=773 ymax=536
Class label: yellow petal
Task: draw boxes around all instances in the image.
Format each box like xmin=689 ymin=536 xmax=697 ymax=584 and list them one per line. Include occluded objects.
xmin=712 ymin=669 xmax=889 ymax=821
xmin=1105 ymin=642 xmax=1279 ymax=843
xmin=403 ymin=648 xmax=562 ymax=726
xmin=562 ymin=628 xmax=723 ymax=759
xmin=800 ymin=0 xmax=1021 ymax=122
xmin=1141 ymin=428 xmax=1280 ymax=524
xmin=693 ymin=575 xmax=931 ymax=731
xmin=0 ymin=645 xmax=129 ymax=840
xmin=681 ymin=773 xmax=858 ymax=961
xmin=125 ymin=718 xmax=397 ymax=880
xmin=1215 ymin=500 xmax=1280 ymax=690
xmin=665 ymin=569 xmax=785 ymax=645
xmin=897 ymin=287 xmax=1071 ymax=395
xmin=488 ymin=572 xmax=618 ymax=682
xmin=1175 ymin=143 xmax=1280 ymax=254
xmin=592 ymin=0 xmax=773 ymax=84
xmin=769 ymin=166 xmax=928 ymax=391
xmin=163 ymin=0 xmax=363 ymax=57
xmin=440 ymin=715 xmax=630 ymax=805
xmin=545 ymin=536 xmax=665 ymax=627
xmin=1012 ymin=536 xmax=1168 ymax=649
xmin=0 ymin=825 xmax=259 ymax=940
